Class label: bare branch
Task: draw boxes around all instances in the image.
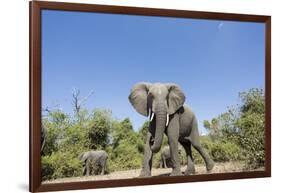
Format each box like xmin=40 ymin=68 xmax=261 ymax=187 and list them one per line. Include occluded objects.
xmin=72 ymin=88 xmax=81 ymax=115
xmin=71 ymin=88 xmax=94 ymax=121
xmin=80 ymin=89 xmax=94 ymax=106
xmin=42 ymin=106 xmax=50 ymax=113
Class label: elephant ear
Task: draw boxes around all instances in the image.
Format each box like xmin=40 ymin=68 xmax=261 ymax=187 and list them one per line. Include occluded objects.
xmin=128 ymin=82 xmax=151 ymax=117
xmin=166 ymin=84 xmax=185 ymax=114
xmin=78 ymin=153 xmax=86 ymax=162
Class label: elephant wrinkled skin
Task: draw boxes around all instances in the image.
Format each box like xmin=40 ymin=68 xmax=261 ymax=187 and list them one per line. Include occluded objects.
xmin=129 ymin=82 xmax=214 ymax=177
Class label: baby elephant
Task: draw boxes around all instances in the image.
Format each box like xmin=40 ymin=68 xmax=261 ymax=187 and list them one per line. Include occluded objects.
xmin=78 ymin=150 xmax=108 ymax=176
xmin=160 ymin=146 xmax=182 ymax=168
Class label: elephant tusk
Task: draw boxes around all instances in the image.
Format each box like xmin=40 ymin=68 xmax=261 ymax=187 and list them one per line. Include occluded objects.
xmin=148 ymin=108 xmax=151 ymax=120
xmin=150 ymin=112 xmax=155 ymax=122
xmin=166 ymin=114 xmax=169 ymax=126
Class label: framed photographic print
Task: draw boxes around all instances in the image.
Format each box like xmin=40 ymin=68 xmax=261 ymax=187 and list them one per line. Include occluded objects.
xmin=30 ymin=1 xmax=271 ymax=192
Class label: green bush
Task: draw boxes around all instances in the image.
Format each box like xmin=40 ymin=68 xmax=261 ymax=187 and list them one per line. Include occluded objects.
xmin=87 ymin=109 xmax=112 ymax=150
xmin=109 ymin=139 xmax=142 ymax=171
xmin=42 ymin=151 xmax=83 ymax=180
xmin=192 ymin=136 xmax=242 ymax=164
xmin=108 ymin=118 xmax=144 ymax=171
xmin=203 ymin=88 xmax=265 ymax=169
xmin=41 ymin=109 xmax=111 ymax=180
xmin=209 ymin=141 xmax=241 ymax=162
xmin=237 ymin=112 xmax=265 ymax=168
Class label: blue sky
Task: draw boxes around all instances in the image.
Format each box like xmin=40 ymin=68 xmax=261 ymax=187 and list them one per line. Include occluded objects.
xmin=42 ymin=10 xmax=265 ymax=134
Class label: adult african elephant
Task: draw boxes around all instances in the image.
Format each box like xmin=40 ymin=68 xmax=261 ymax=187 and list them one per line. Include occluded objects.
xmin=129 ymin=82 xmax=214 ymax=177
xmin=160 ymin=145 xmax=182 ymax=168
xmin=78 ymin=150 xmax=108 ymax=176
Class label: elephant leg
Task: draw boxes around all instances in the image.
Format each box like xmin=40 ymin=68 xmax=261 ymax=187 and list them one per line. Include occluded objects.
xmin=167 ymin=114 xmax=182 ymax=176
xmin=101 ymin=166 xmax=105 ymax=175
xmin=139 ymin=132 xmax=153 ymax=177
xmin=190 ymin=119 xmax=214 ymax=172
xmin=161 ymin=154 xmax=167 ymax=168
xmin=85 ymin=160 xmax=90 ymax=176
xmin=180 ymin=141 xmax=195 ymax=175
xmin=163 ymin=158 xmax=167 ymax=168
xmin=101 ymin=160 xmax=106 ymax=175
xmin=93 ymin=163 xmax=97 ymax=175
xmin=82 ymin=164 xmax=87 ymax=176
xmin=191 ymin=142 xmax=214 ymax=172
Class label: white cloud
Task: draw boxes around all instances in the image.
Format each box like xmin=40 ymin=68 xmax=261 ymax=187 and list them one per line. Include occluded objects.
xmin=218 ymin=22 xmax=224 ymax=30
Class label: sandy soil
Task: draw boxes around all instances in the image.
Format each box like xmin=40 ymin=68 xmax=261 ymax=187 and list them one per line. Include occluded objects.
xmin=42 ymin=161 xmax=264 ymax=184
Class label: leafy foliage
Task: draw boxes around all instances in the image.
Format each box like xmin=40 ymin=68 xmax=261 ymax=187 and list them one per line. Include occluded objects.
xmin=236 ymin=89 xmax=265 ymax=168
xmin=87 ymin=110 xmax=112 ymax=150
xmin=203 ymin=88 xmax=265 ymax=169
xmin=42 ymin=151 xmax=83 ymax=181
xmin=41 ymin=109 xmax=112 ymax=180
xmin=109 ymin=118 xmax=144 ymax=171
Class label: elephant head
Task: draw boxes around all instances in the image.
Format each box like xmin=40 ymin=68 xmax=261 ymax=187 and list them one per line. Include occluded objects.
xmin=78 ymin=152 xmax=88 ymax=163
xmin=129 ymin=82 xmax=185 ymax=153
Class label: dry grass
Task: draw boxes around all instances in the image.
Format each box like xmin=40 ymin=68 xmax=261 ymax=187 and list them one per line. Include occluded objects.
xmin=42 ymin=161 xmax=264 ymax=184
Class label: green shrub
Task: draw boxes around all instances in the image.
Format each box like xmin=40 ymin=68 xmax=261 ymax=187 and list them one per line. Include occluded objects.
xmin=42 ymin=151 xmax=83 ymax=180
xmin=108 ymin=118 xmax=145 ymax=171
xmin=237 ymin=112 xmax=265 ymax=169
xmin=203 ymin=88 xmax=265 ymax=169
xmin=209 ymin=141 xmax=241 ymax=162
xmin=192 ymin=137 xmax=242 ymax=164
xmin=109 ymin=139 xmax=142 ymax=171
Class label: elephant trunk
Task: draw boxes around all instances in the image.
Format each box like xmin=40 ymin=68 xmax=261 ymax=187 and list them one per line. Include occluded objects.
xmin=150 ymin=103 xmax=167 ymax=153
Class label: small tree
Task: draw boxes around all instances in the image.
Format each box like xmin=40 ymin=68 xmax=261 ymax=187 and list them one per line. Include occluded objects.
xmin=203 ymin=118 xmax=220 ymax=141
xmin=237 ymin=88 xmax=265 ymax=168
xmin=71 ymin=88 xmax=94 ymax=122
xmin=204 ymin=88 xmax=265 ymax=169
xmin=87 ymin=109 xmax=112 ymax=150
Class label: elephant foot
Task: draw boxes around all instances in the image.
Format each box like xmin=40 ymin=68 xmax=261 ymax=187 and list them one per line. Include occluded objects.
xmin=170 ymin=168 xmax=183 ymax=176
xmin=184 ymin=165 xmax=195 ymax=175
xmin=206 ymin=160 xmax=215 ymax=172
xmin=139 ymin=170 xmax=151 ymax=178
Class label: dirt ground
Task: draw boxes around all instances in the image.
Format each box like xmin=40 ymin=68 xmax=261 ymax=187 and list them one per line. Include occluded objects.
xmin=42 ymin=161 xmax=264 ymax=184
